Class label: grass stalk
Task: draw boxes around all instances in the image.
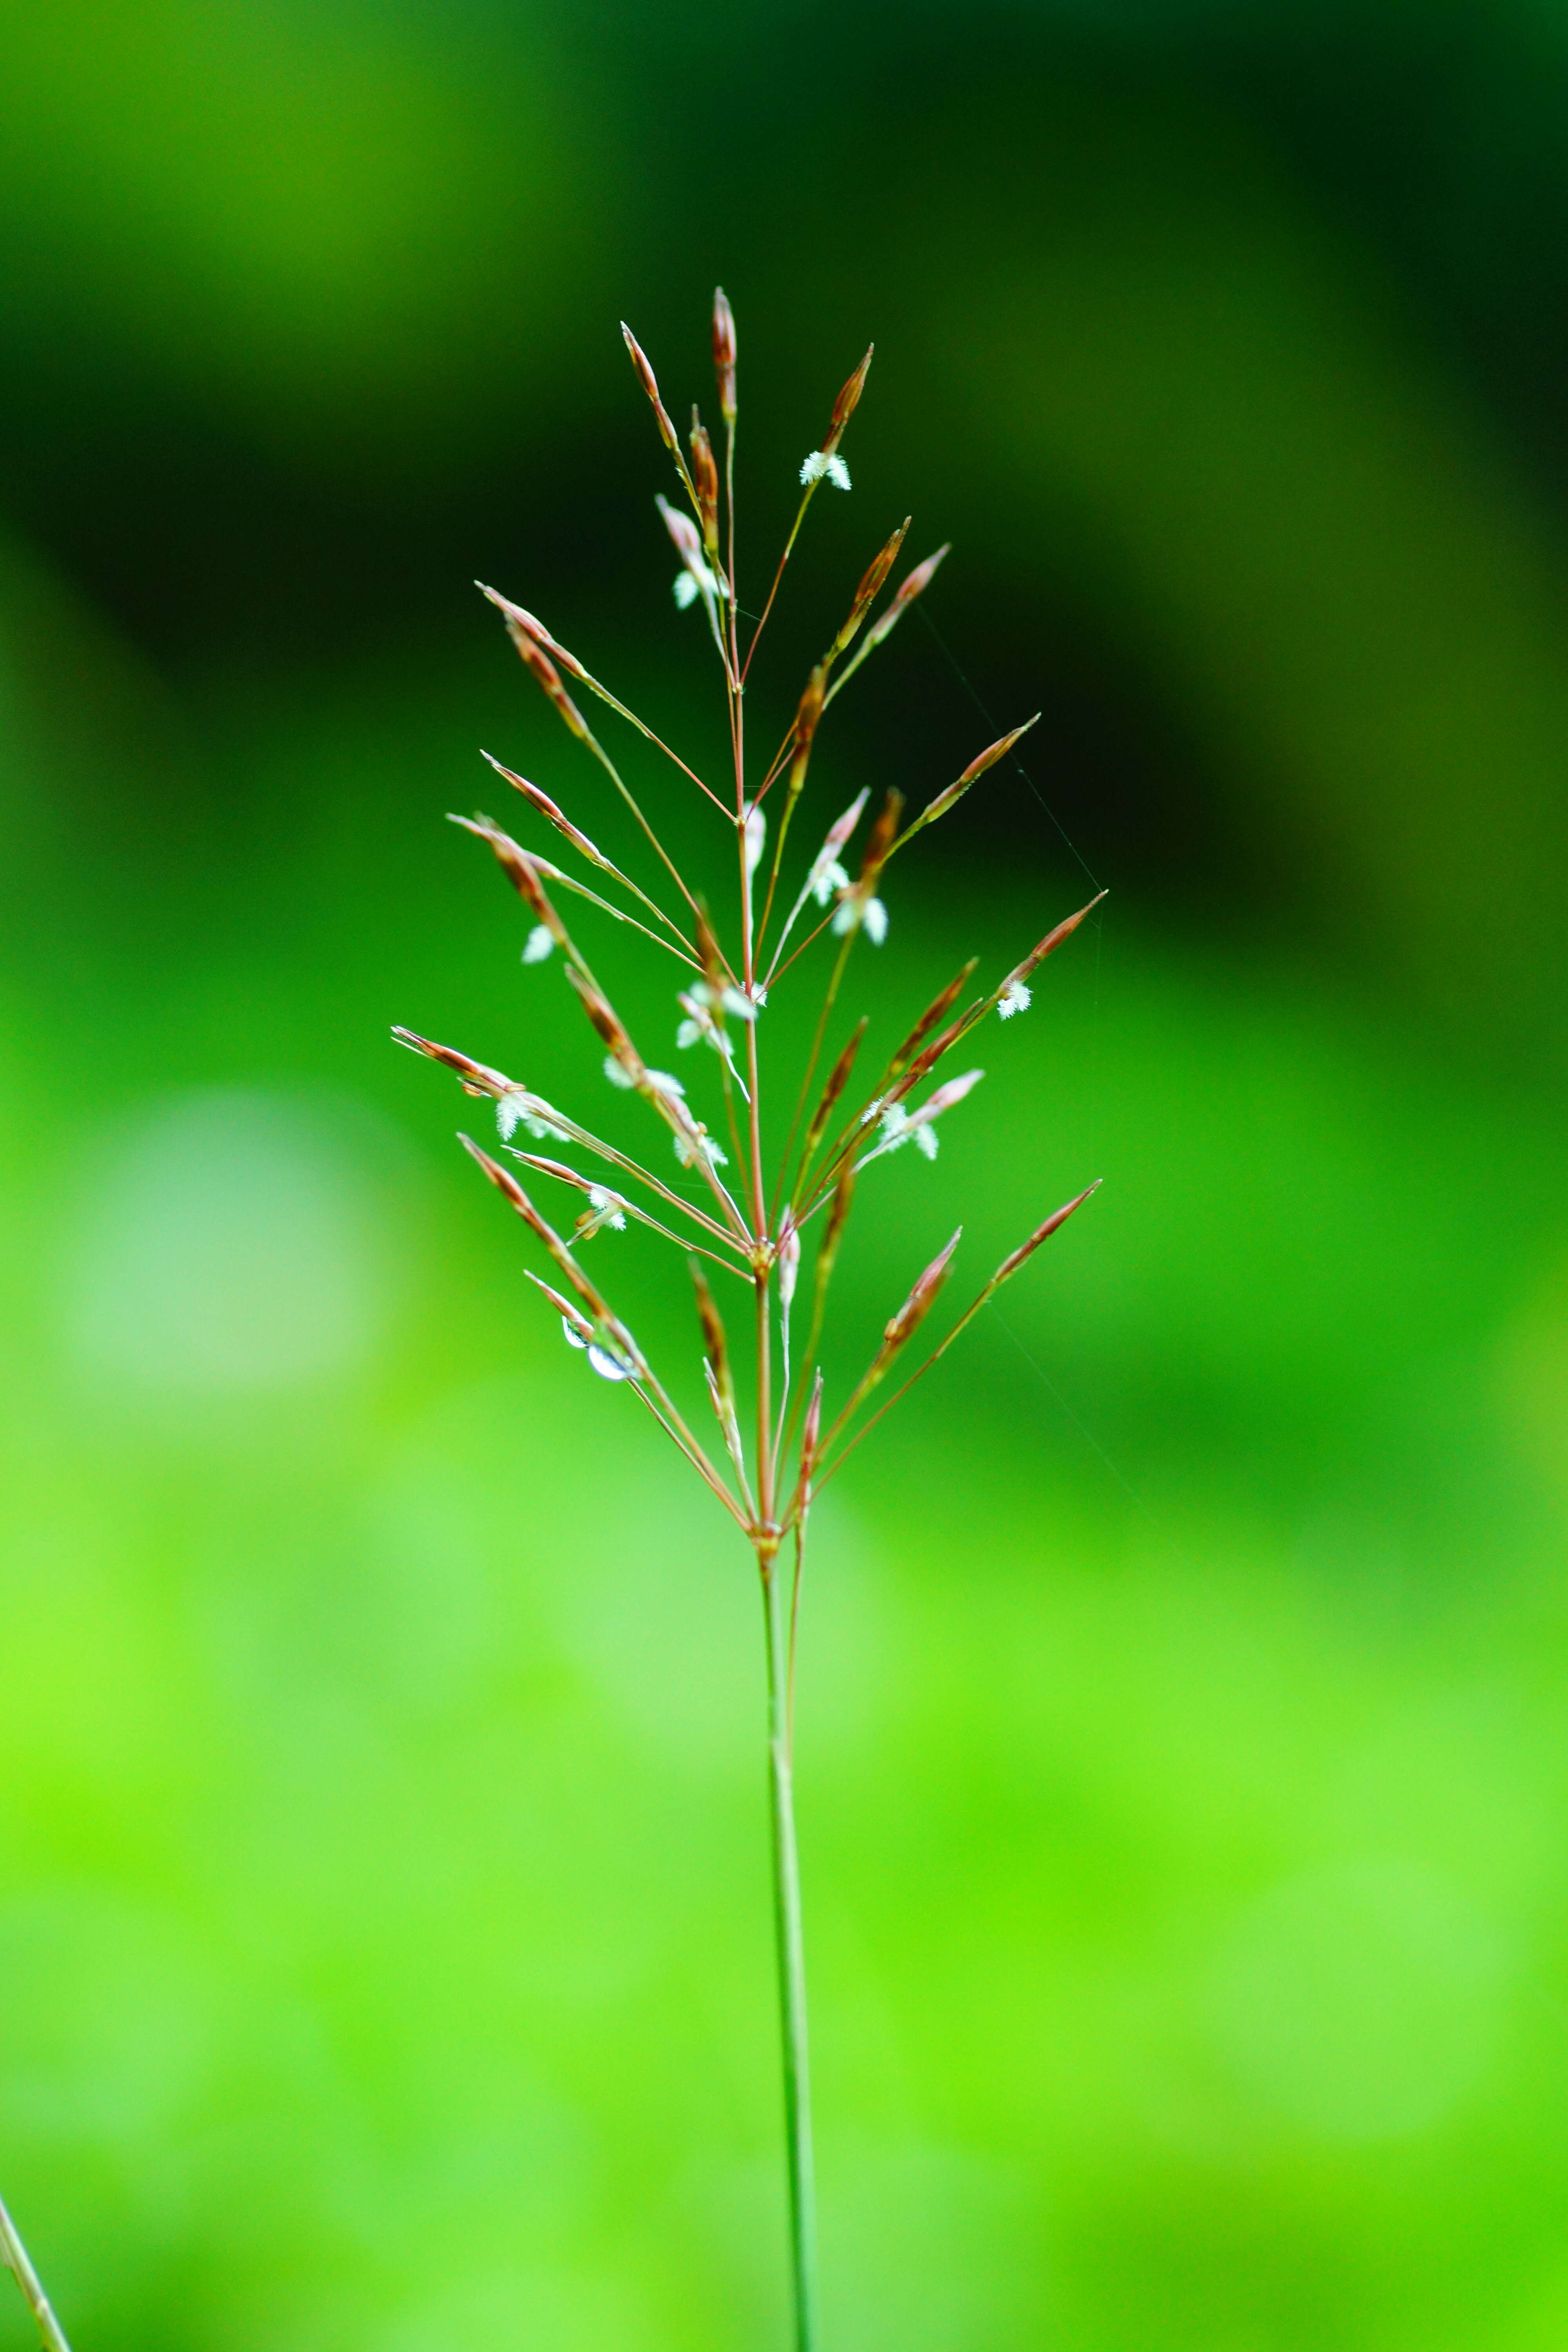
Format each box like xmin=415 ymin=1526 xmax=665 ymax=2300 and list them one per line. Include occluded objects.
xmin=760 ymin=1547 xmax=820 ymax=2352
xmin=0 ymin=2192 xmax=73 ymax=2352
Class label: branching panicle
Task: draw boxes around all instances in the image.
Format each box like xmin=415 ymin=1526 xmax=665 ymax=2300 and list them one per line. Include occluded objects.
xmin=394 ymin=295 xmax=1102 ymax=2352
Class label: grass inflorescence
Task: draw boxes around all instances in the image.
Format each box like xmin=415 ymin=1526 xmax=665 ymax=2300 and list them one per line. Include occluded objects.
xmin=394 ymin=291 xmax=1102 ymax=2352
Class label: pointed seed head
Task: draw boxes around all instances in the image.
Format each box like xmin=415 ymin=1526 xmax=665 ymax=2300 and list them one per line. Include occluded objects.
xmin=622 ymin=322 xmax=681 ymax=455
xmin=834 ymin=517 xmax=911 ymax=654
xmin=881 ymin=1227 xmax=962 ymax=1360
xmin=477 ymin=585 xmax=592 ymax=684
xmin=863 ymin=542 xmax=950 ymax=653
xmin=390 ymin=1027 xmax=515 ymax=1100
xmin=824 ymin=343 xmax=874 ymax=449
xmin=691 ymin=1260 xmax=733 ymax=1409
xmin=712 ymin=286 xmax=737 ymax=422
xmin=1001 ymin=889 xmax=1109 ymax=1000
xmin=477 ymin=755 xmax=604 ymax=866
xmin=989 ymin=1181 xmax=1102 ymax=1290
xmin=690 ymin=412 xmax=720 ymax=553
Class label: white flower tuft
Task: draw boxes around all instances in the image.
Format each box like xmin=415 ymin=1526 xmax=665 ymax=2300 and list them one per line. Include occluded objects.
xmin=673 ymin=558 xmax=722 ymax=610
xmin=645 ymin=1068 xmax=686 ymax=1099
xmin=808 ymin=854 xmax=850 ymax=907
xmin=825 ymin=454 xmax=851 ymax=491
xmin=878 ymin=1104 xmax=913 ymax=1151
xmin=603 ymin=1055 xmax=635 ymax=1090
xmin=914 ymin=1125 xmax=939 ymax=1160
xmin=677 ymin=985 xmax=753 ymax=1058
xmin=834 ymin=892 xmax=889 ymax=942
xmin=522 ymin=924 xmax=555 ymax=965
xmin=497 ymin=1090 xmax=570 ymax=1143
xmin=577 ymin=1184 xmax=628 ymax=1238
xmin=799 ymin=450 xmax=831 ymax=485
xmin=674 ymin=1127 xmax=728 ymax=1170
xmin=997 ymin=980 xmax=1032 ymax=1020
xmin=744 ymin=804 xmax=766 ymax=877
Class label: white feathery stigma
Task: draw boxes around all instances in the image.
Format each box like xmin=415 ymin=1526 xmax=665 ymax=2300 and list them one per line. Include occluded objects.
xmin=522 ymin=924 xmax=555 ymax=964
xmin=673 ymin=562 xmax=722 ymax=610
xmin=674 ymin=1127 xmax=728 ymax=1169
xmin=495 ymin=1089 xmax=567 ymax=1143
xmin=800 ymin=451 xmax=851 ymax=490
xmin=832 ymin=893 xmax=889 ymax=942
xmin=997 ymin=980 xmax=1032 ymax=1020
xmin=578 ymin=1185 xmax=628 ymax=1236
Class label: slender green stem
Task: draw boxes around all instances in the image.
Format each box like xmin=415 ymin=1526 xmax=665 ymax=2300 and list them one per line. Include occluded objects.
xmin=0 ymin=2191 xmax=73 ymax=2352
xmin=760 ymin=1550 xmax=819 ymax=2352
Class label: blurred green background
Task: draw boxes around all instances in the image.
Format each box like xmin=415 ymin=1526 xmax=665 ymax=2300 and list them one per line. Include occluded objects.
xmin=4 ymin=3 xmax=1568 ymax=2347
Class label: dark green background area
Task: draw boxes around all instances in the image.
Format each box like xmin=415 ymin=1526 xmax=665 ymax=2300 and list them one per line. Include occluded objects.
xmin=2 ymin=6 xmax=1567 ymax=2348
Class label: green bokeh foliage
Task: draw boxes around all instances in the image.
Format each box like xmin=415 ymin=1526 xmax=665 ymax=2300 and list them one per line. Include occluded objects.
xmin=2 ymin=4 xmax=1568 ymax=2347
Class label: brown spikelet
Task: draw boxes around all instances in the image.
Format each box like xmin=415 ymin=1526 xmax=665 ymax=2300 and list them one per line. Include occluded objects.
xmin=886 ymin=961 xmax=978 ymax=1084
xmin=906 ymin=716 xmax=1040 ymax=841
xmin=884 ymin=1002 xmax=982 ymax=1108
xmin=449 ymin=813 xmax=574 ymax=948
xmin=864 ymin=544 xmax=949 ymax=650
xmin=817 ymin=1157 xmax=856 ymax=1291
xmin=510 ymin=626 xmax=590 ymax=741
xmin=858 ymin=788 xmax=904 ymax=885
xmin=565 ymin=969 xmax=641 ymax=1080
xmin=525 ymin=1270 xmax=597 ymax=1347
xmin=987 ymin=1183 xmax=1102 ymax=1293
xmin=475 ymin=757 xmax=605 ymax=869
xmin=878 ymin=1227 xmax=961 ymax=1365
xmin=390 ymin=1027 xmax=515 ymax=1100
xmin=801 ymin=1018 xmax=868 ymax=1171
xmin=1001 ymin=890 xmax=1109 ymax=997
xmin=695 ymin=903 xmax=728 ymax=994
xmin=785 ymin=663 xmax=828 ymax=802
xmin=691 ymin=1261 xmax=733 ymax=1410
xmin=834 ymin=518 xmax=910 ymax=655
xmin=622 ymin=323 xmax=682 ymax=456
xmin=825 ymin=345 xmax=874 ymax=450
xmin=789 ymin=1365 xmax=826 ymax=1519
xmin=690 ymin=413 xmax=721 ymax=554
xmin=477 ymin=585 xmax=593 ymax=685
xmin=712 ymin=287 xmax=737 ymax=422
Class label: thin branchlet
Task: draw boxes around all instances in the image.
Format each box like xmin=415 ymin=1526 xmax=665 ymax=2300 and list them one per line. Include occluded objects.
xmin=393 ymin=296 xmax=1103 ymax=2352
